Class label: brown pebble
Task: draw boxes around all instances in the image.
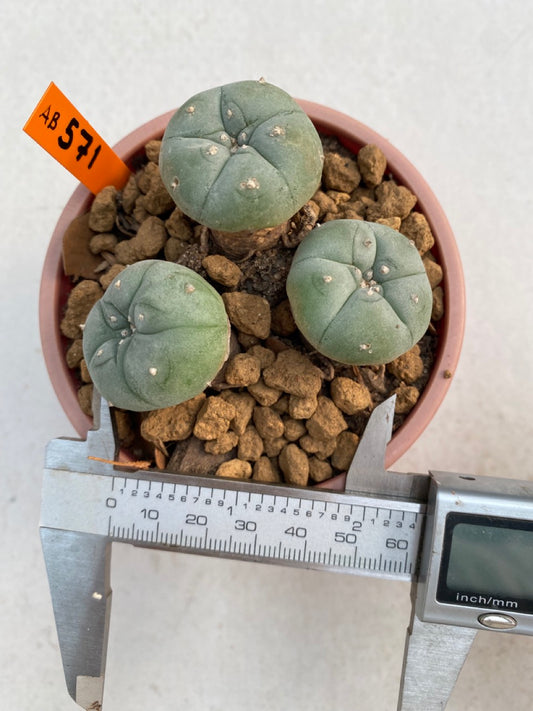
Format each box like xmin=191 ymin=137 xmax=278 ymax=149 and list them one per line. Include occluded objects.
xmin=89 ymin=233 xmax=118 ymax=255
xmin=164 ymin=237 xmax=189 ymax=262
xmin=136 ymin=163 xmax=175 ymax=215
xmin=134 ymin=215 xmax=168 ymax=257
xmin=331 ymin=431 xmax=359 ymax=470
xmin=89 ymin=186 xmax=117 ymax=232
xmin=299 ymin=435 xmax=337 ymax=460
xmin=122 ymin=174 xmax=141 ymax=214
xmin=204 ymin=431 xmax=239 ymax=455
xmin=78 ymin=383 xmax=93 ymax=416
xmin=322 ymin=152 xmax=361 ymax=193
xmin=246 ymin=345 xmax=276 ymax=369
xmin=141 ymin=394 xmax=206 ymax=453
xmin=308 ymin=457 xmax=333 ymax=483
xmin=99 ymin=264 xmax=125 ymax=289
xmin=401 ymin=212 xmax=435 ymax=255
xmin=222 ymin=292 xmax=271 ymax=339
xmin=238 ymin=426 xmax=264 ymax=461
xmin=357 ymin=144 xmax=387 ymax=187
xmin=288 ymin=394 xmax=318 ymax=419
xmin=165 ymin=209 xmax=193 ymax=241
xmin=270 ymin=299 xmax=297 ymax=336
xmin=311 ymin=189 xmax=338 ymax=219
xmin=279 ymin=443 xmax=309 ymax=486
xmin=306 ymin=396 xmax=348 ymax=441
xmin=220 ymin=391 xmax=256 ymax=435
xmin=247 ymin=379 xmax=282 ymax=406
xmin=263 ymin=349 xmax=322 ymax=398
xmin=393 ymin=383 xmax=420 ymax=415
xmin=432 ymin=287 xmax=444 ymax=321
xmin=202 ymin=254 xmax=243 ymax=288
xmin=60 ymin=280 xmax=103 ymax=339
xmin=387 ymin=345 xmax=424 ymax=384
xmin=366 ymin=181 xmax=417 ymax=221
xmin=224 ymin=353 xmax=261 ymax=386
xmin=79 ymin=359 xmax=91 ymax=383
xmin=263 ymin=436 xmax=288 ymax=457
xmin=216 ymin=459 xmax=253 ymax=479
xmin=253 ymin=457 xmax=281 ymax=483
xmin=284 ymin=418 xmax=307 ymax=442
xmin=423 ymin=255 xmax=443 ymax=289
xmin=330 ymin=377 xmax=372 ymax=415
xmin=145 ymin=139 xmax=162 ymax=163
xmin=253 ymin=406 xmax=285 ymax=440
xmin=65 ymin=339 xmax=84 ymax=369
xmin=376 ymin=216 xmax=401 ymax=231
xmin=193 ymin=396 xmax=237 ymax=440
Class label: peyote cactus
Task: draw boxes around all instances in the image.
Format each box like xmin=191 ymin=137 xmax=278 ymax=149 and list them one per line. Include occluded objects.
xmin=286 ymin=220 xmax=433 ymax=365
xmin=159 ymin=79 xmax=324 ymax=233
xmin=82 ymin=260 xmax=230 ymax=411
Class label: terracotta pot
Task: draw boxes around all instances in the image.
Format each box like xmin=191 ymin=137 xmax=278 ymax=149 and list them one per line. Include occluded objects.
xmin=39 ymin=101 xmax=465 ymax=489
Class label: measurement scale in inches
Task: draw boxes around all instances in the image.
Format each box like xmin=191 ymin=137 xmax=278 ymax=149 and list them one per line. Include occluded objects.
xmin=42 ymin=468 xmax=425 ymax=580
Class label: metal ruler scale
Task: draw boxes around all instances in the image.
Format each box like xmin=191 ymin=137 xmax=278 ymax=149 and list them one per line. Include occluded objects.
xmin=42 ymin=467 xmax=425 ymax=580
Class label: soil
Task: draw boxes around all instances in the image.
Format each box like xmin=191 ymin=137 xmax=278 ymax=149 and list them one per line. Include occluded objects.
xmin=59 ymin=135 xmax=443 ymax=487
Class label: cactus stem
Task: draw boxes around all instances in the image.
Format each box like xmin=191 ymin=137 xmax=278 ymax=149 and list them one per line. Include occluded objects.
xmin=240 ymin=177 xmax=260 ymax=190
xmin=323 ymin=275 xmax=333 ymax=283
xmin=149 ymin=367 xmax=158 ymax=376
xmin=171 ymin=177 xmax=180 ymax=190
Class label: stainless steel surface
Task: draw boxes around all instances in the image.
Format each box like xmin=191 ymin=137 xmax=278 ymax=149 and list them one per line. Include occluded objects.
xmin=40 ymin=528 xmax=111 ymax=709
xmin=398 ymin=613 xmax=477 ymax=710
xmin=345 ymin=395 xmax=430 ymax=502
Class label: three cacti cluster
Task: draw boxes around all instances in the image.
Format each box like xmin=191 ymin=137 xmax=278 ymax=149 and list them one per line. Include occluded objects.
xmin=83 ymin=79 xmax=433 ymax=412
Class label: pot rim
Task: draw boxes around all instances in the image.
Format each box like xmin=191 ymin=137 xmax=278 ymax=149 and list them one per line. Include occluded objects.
xmin=39 ymin=100 xmax=465 ymax=483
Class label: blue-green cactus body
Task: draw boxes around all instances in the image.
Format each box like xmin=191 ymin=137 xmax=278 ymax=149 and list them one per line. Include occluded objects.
xmin=159 ymin=80 xmax=324 ymax=232
xmin=286 ymin=220 xmax=433 ymax=365
xmin=82 ymin=260 xmax=230 ymax=411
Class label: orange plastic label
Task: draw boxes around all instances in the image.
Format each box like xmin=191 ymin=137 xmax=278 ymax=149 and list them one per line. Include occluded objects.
xmin=23 ymin=82 xmax=131 ymax=194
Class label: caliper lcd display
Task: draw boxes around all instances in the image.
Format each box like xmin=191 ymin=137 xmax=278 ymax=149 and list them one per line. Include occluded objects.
xmin=437 ymin=512 xmax=533 ymax=613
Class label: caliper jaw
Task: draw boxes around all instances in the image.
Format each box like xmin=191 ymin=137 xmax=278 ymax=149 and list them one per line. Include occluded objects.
xmin=41 ymin=391 xmax=115 ymax=710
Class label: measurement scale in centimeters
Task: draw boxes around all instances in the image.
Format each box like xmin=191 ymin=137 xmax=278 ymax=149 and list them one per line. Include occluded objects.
xmin=43 ymin=468 xmax=425 ymax=579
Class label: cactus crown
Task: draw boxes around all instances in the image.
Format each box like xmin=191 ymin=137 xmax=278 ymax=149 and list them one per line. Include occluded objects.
xmin=286 ymin=220 xmax=433 ymax=365
xmin=82 ymin=260 xmax=230 ymax=411
xmin=159 ymin=79 xmax=324 ymax=232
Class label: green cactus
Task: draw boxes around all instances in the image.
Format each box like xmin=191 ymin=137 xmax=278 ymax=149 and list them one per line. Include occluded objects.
xmin=159 ymin=79 xmax=324 ymax=233
xmin=82 ymin=260 xmax=230 ymax=411
xmin=286 ymin=220 xmax=433 ymax=365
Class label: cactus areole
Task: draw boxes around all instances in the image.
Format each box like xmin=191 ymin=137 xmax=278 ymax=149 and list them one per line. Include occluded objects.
xmin=286 ymin=220 xmax=433 ymax=365
xmin=159 ymin=80 xmax=324 ymax=233
xmin=82 ymin=260 xmax=230 ymax=411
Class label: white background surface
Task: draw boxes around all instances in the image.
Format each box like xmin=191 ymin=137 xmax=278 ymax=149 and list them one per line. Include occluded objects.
xmin=2 ymin=1 xmax=532 ymax=709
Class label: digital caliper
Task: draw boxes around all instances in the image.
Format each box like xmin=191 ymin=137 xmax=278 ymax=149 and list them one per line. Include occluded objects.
xmin=40 ymin=392 xmax=533 ymax=710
